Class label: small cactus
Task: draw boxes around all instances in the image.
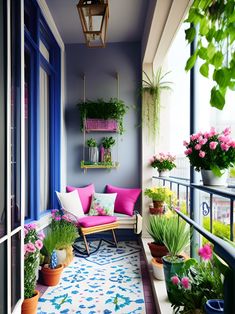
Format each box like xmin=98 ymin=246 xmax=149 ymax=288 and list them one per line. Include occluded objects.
xmin=50 ymin=250 xmax=58 ymax=269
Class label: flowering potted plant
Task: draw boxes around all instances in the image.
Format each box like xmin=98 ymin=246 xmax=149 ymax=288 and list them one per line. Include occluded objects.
xmin=150 ymin=152 xmax=176 ymax=176
xmin=50 ymin=209 xmax=78 ymax=266
xmin=22 ymin=224 xmax=44 ymax=314
xmin=169 ymin=244 xmax=224 ymax=314
xmin=184 ymin=127 xmax=235 ymax=185
xmin=144 ymin=186 xmax=174 ymax=214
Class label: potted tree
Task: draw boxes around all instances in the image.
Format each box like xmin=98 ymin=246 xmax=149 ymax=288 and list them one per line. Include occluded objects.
xmin=86 ymin=137 xmax=99 ymax=163
xmin=144 ymin=186 xmax=174 ymax=214
xmin=41 ymin=231 xmax=64 ymax=286
xmin=101 ymin=136 xmax=116 ymax=163
xmin=162 ymin=216 xmax=190 ymax=301
xmin=22 ymin=224 xmax=44 ymax=314
xmin=78 ymin=98 xmax=128 ymax=134
xmin=50 ymin=209 xmax=78 ymax=267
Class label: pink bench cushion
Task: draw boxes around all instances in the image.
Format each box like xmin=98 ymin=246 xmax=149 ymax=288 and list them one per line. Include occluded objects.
xmin=78 ymin=216 xmax=117 ymax=228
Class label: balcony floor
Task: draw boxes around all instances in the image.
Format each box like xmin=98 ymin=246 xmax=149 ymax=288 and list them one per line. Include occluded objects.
xmin=37 ymin=241 xmax=157 ymax=314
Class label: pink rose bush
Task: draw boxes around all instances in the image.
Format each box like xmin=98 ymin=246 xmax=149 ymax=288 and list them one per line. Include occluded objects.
xmin=150 ymin=152 xmax=176 ymax=172
xmin=184 ymin=127 xmax=235 ymax=175
xmin=169 ymin=243 xmax=224 ymax=313
xmin=24 ymin=224 xmax=44 ymax=299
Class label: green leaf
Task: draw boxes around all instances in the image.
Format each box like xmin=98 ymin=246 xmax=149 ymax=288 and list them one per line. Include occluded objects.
xmin=214 ymin=29 xmax=224 ymax=42
xmin=214 ymin=68 xmax=231 ymax=88
xmin=206 ymin=27 xmax=216 ymax=42
xmin=210 ymin=87 xmax=225 ymax=110
xmin=228 ymin=80 xmax=235 ymax=91
xmin=228 ymin=25 xmax=235 ymax=44
xmin=185 ymin=26 xmax=196 ymax=44
xmin=198 ymin=47 xmax=207 ymax=60
xmin=199 ymin=17 xmax=209 ymax=36
xmin=207 ymin=42 xmax=216 ymax=59
xmin=210 ymin=164 xmax=223 ymax=177
xmin=185 ymin=8 xmax=203 ymax=24
xmin=185 ymin=53 xmax=197 ymax=71
xmin=211 ymin=51 xmax=223 ymax=69
xmin=199 ymin=62 xmax=209 ymax=77
xmin=228 ymin=11 xmax=235 ymax=23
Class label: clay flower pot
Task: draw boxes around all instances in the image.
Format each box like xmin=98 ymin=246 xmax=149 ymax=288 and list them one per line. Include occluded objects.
xmin=151 ymin=258 xmax=164 ymax=280
xmin=149 ymin=200 xmax=164 ymax=214
xmin=41 ymin=264 xmax=64 ymax=286
xmin=148 ymin=242 xmax=169 ymax=262
xmin=21 ymin=290 xmax=40 ymax=314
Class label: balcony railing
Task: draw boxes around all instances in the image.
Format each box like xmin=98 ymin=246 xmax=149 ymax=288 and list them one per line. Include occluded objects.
xmin=152 ymin=175 xmax=235 ymax=313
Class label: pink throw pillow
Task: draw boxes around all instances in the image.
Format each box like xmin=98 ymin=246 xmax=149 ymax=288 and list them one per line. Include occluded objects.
xmin=105 ymin=184 xmax=141 ymax=216
xmin=66 ymin=184 xmax=95 ymax=214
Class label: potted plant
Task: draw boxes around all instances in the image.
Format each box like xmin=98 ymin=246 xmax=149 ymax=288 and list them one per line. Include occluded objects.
xmin=41 ymin=231 xmax=64 ymax=286
xmin=162 ymin=216 xmax=190 ymax=301
xmin=184 ymin=1 xmax=235 ymax=110
xmin=184 ymin=127 xmax=235 ymax=185
xmin=144 ymin=186 xmax=174 ymax=214
xmin=169 ymin=244 xmax=224 ymax=314
xmin=50 ymin=209 xmax=78 ymax=266
xmin=142 ymin=68 xmax=172 ymax=140
xmin=78 ymin=98 xmax=128 ymax=134
xmin=101 ymin=136 xmax=116 ymax=163
xmin=150 ymin=152 xmax=176 ymax=177
xmin=22 ymin=224 xmax=44 ymax=314
xmin=86 ymin=137 xmax=99 ymax=163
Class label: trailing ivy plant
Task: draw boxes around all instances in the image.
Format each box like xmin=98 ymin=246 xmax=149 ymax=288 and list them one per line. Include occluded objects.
xmin=185 ymin=0 xmax=235 ymax=110
xmin=142 ymin=68 xmax=172 ymax=140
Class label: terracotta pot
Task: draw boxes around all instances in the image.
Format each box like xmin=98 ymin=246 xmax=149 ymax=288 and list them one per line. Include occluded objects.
xmin=148 ymin=242 xmax=168 ymax=262
xmin=41 ymin=264 xmax=64 ymax=286
xmin=151 ymin=258 xmax=164 ymax=280
xmin=149 ymin=201 xmax=164 ymax=214
xmin=21 ymin=290 xmax=40 ymax=314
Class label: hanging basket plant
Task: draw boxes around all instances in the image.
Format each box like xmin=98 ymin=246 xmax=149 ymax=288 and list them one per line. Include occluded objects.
xmin=142 ymin=68 xmax=172 ymax=140
xmin=184 ymin=0 xmax=235 ymax=110
xmin=77 ymin=98 xmax=128 ymax=134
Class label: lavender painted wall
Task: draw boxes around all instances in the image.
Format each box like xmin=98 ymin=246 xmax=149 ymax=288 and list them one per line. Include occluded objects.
xmin=65 ymin=42 xmax=141 ymax=192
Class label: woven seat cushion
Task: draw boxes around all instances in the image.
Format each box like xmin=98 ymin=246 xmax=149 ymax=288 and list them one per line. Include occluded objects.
xmin=78 ymin=216 xmax=117 ymax=228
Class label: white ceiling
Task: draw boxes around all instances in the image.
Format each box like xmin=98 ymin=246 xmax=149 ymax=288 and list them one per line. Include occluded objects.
xmin=45 ymin=0 xmax=149 ymax=44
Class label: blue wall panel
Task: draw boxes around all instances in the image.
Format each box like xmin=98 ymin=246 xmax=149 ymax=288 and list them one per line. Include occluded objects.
xmin=65 ymin=42 xmax=141 ymax=192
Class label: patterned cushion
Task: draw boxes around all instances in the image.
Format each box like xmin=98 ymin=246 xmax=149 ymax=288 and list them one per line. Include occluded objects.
xmin=89 ymin=193 xmax=117 ymax=216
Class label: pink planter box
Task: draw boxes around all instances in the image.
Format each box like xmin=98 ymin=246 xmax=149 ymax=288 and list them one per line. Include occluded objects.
xmin=85 ymin=119 xmax=118 ymax=131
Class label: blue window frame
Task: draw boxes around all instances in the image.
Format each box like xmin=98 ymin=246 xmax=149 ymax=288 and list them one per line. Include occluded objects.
xmin=24 ymin=0 xmax=61 ymax=222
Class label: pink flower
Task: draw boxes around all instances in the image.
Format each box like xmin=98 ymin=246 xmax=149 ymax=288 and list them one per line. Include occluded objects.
xmin=35 ymin=239 xmax=43 ymax=250
xmin=181 ymin=277 xmax=190 ymax=289
xmin=55 ymin=216 xmax=61 ymax=221
xmin=223 ymin=127 xmax=231 ymax=136
xmin=24 ymin=244 xmax=28 ymax=254
xmin=171 ymin=275 xmax=180 ymax=285
xmin=221 ymin=143 xmax=229 ymax=151
xmin=199 ymin=138 xmax=207 ymax=146
xmin=26 ymin=223 xmax=37 ymax=230
xmin=219 ymin=135 xmax=230 ymax=143
xmin=38 ymin=231 xmax=45 ymax=240
xmin=184 ymin=148 xmax=192 ymax=155
xmin=24 ymin=228 xmax=28 ymax=236
xmin=195 ymin=144 xmax=201 ymax=150
xmin=198 ymin=243 xmax=213 ymax=261
xmin=199 ymin=151 xmax=206 ymax=158
xmin=208 ymin=127 xmax=216 ymax=137
xmin=26 ymin=243 xmax=36 ymax=253
xmin=183 ymin=140 xmax=189 ymax=147
xmin=209 ymin=141 xmax=218 ymax=150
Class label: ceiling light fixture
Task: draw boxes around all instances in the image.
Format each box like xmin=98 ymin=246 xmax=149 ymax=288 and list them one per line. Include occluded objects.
xmin=77 ymin=0 xmax=109 ymax=48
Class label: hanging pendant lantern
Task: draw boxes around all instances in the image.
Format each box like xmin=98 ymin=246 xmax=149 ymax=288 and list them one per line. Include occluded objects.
xmin=77 ymin=0 xmax=109 ymax=48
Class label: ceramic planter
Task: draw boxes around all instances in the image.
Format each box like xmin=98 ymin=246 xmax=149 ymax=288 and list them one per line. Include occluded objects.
xmin=204 ymin=300 xmax=224 ymax=313
xmin=148 ymin=242 xmax=168 ymax=262
xmin=158 ymin=170 xmax=169 ymax=177
xmin=21 ymin=290 xmax=40 ymax=314
xmin=162 ymin=255 xmax=185 ymax=302
xmin=201 ymin=170 xmax=227 ymax=186
xmin=151 ymin=258 xmax=164 ymax=280
xmin=88 ymin=147 xmax=99 ymax=163
xmin=41 ymin=264 xmax=64 ymax=286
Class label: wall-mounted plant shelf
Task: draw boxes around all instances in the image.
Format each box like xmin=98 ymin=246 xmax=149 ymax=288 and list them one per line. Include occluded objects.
xmin=80 ymin=161 xmax=119 ymax=170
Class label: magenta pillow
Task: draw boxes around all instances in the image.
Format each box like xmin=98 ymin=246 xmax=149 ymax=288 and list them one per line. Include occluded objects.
xmin=66 ymin=184 xmax=95 ymax=214
xmin=105 ymin=184 xmax=141 ymax=216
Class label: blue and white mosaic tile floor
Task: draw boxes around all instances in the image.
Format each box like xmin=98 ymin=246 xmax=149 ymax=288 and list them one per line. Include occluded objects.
xmin=37 ymin=242 xmax=146 ymax=314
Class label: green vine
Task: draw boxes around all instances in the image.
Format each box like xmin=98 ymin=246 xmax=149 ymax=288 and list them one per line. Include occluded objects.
xmin=185 ymin=0 xmax=235 ymax=110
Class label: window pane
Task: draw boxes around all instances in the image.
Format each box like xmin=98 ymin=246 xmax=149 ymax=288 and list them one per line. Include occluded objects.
xmin=11 ymin=231 xmax=21 ymax=310
xmin=11 ymin=0 xmax=21 ymax=230
xmin=24 ymin=51 xmax=30 ymax=219
xmin=40 ymin=67 xmax=50 ymax=211
xmin=158 ymin=23 xmax=190 ymax=179
xmin=0 ymin=0 xmax=6 ymax=238
xmin=0 ymin=241 xmax=7 ymax=313
xmin=39 ymin=40 xmax=50 ymax=62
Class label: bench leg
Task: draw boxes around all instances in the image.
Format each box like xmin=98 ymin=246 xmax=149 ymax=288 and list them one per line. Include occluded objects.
xmin=111 ymin=229 xmax=118 ymax=247
xmin=83 ymin=234 xmax=90 ymax=255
